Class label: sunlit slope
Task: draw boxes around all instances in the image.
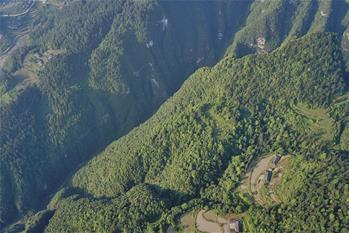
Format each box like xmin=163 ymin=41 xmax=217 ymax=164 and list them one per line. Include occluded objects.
xmin=72 ymin=33 xmax=346 ymax=198
xmin=42 ymin=32 xmax=349 ymax=233
xmin=1 ymin=0 xmax=349 ymax=228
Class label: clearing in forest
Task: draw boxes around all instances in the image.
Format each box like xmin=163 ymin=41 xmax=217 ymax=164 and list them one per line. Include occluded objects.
xmin=239 ymin=154 xmax=290 ymax=206
xmin=167 ymin=209 xmax=239 ymax=233
xmin=292 ymin=103 xmax=335 ymax=142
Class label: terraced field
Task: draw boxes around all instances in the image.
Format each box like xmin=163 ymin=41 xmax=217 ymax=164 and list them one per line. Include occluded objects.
xmin=292 ymin=103 xmax=335 ymax=142
xmin=167 ymin=209 xmax=238 ymax=233
xmin=239 ymin=154 xmax=290 ymax=206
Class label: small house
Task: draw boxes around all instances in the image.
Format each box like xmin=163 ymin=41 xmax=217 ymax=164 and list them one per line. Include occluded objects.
xmin=272 ymin=155 xmax=281 ymax=166
xmin=264 ymin=169 xmax=272 ymax=183
xmin=229 ymin=219 xmax=243 ymax=233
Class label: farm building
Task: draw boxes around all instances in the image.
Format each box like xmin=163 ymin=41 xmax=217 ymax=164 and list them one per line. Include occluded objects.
xmin=264 ymin=169 xmax=272 ymax=183
xmin=272 ymin=155 xmax=281 ymax=165
xmin=229 ymin=219 xmax=243 ymax=233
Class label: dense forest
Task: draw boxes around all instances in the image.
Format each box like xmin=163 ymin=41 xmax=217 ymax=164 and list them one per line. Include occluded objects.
xmin=0 ymin=0 xmax=349 ymax=231
xmin=1 ymin=0 xmax=249 ymax=227
xmin=15 ymin=33 xmax=349 ymax=232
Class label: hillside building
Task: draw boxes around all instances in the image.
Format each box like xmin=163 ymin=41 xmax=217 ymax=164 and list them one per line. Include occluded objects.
xmin=264 ymin=169 xmax=272 ymax=183
xmin=229 ymin=219 xmax=243 ymax=233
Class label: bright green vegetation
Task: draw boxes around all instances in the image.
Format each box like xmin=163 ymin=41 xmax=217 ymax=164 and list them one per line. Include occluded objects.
xmin=45 ymin=184 xmax=170 ymax=233
xmin=72 ymin=33 xmax=346 ymax=199
xmin=258 ymin=185 xmax=274 ymax=206
xmin=34 ymin=34 xmax=349 ymax=232
xmin=291 ymin=103 xmax=336 ymax=142
xmin=1 ymin=0 xmax=349 ymax=230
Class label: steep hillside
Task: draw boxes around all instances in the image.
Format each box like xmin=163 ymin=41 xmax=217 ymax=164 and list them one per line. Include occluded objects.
xmin=37 ymin=33 xmax=349 ymax=232
xmin=1 ymin=0 xmax=349 ymax=229
xmin=0 ymin=0 xmax=252 ymax=227
xmin=227 ymin=0 xmax=349 ymax=57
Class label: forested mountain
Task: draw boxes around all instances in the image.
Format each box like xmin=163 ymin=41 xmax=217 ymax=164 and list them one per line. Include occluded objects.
xmin=30 ymin=33 xmax=349 ymax=232
xmin=0 ymin=0 xmax=348 ymax=231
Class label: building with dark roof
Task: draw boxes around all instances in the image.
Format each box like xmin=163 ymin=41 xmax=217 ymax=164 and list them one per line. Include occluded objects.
xmin=229 ymin=219 xmax=243 ymax=233
xmin=264 ymin=169 xmax=272 ymax=183
xmin=272 ymin=155 xmax=281 ymax=166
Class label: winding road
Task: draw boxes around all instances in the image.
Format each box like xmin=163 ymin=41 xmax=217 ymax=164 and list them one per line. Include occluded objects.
xmin=0 ymin=0 xmax=35 ymax=17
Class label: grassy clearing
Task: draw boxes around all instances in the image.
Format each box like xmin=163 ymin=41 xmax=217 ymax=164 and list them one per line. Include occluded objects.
xmin=259 ymin=185 xmax=274 ymax=206
xmin=274 ymin=156 xmax=317 ymax=203
xmin=292 ymin=103 xmax=335 ymax=142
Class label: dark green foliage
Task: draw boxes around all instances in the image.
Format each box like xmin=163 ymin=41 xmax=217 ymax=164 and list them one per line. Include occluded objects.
xmin=42 ymin=33 xmax=348 ymax=232
xmin=45 ymin=184 xmax=170 ymax=233
xmin=23 ymin=210 xmax=54 ymax=233
xmin=31 ymin=0 xmax=125 ymax=53
xmin=0 ymin=88 xmax=44 ymax=227
xmin=2 ymin=47 xmax=30 ymax=74
xmin=38 ymin=55 xmax=83 ymax=147
xmin=87 ymin=0 xmax=249 ymax=94
xmin=0 ymin=0 xmax=254 ymax=227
